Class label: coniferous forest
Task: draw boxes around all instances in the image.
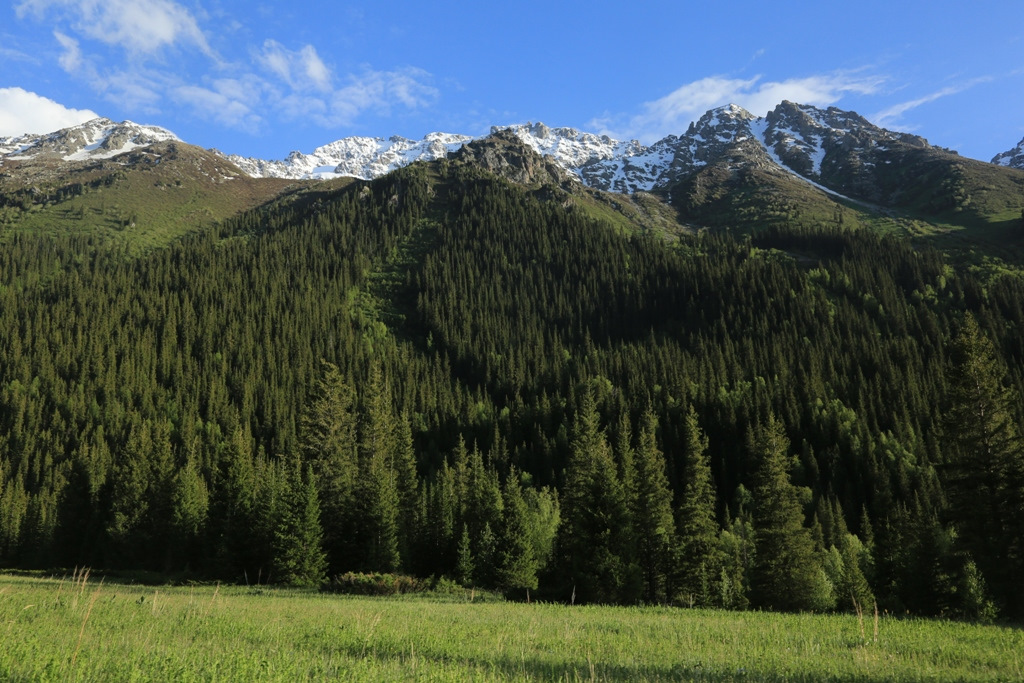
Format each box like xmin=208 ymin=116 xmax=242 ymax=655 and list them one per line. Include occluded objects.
xmin=1 ymin=159 xmax=1023 ymax=621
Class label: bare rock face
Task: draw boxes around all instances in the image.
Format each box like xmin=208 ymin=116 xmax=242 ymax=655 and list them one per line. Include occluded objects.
xmin=449 ymin=130 xmax=577 ymax=189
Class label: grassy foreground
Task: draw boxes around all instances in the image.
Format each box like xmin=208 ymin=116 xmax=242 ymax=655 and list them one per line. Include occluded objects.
xmin=0 ymin=574 xmax=1021 ymax=681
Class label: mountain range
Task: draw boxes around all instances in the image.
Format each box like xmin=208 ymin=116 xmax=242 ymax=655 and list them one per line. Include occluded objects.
xmin=221 ymin=101 xmax=1024 ymax=196
xmin=4 ymin=101 xmax=1024 ymax=189
xmin=2 ymin=100 xmax=1023 ymax=253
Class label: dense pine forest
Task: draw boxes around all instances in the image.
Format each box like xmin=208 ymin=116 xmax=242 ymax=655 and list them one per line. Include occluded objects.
xmin=1 ymin=158 xmax=1022 ymax=621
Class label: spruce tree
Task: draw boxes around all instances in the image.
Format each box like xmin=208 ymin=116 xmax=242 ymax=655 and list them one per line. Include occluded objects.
xmin=675 ymin=406 xmax=721 ymax=606
xmin=455 ymin=523 xmax=474 ymax=586
xmin=106 ymin=421 xmax=152 ymax=568
xmin=300 ymin=360 xmax=358 ymax=573
xmin=559 ymin=387 xmax=636 ymax=603
xmin=631 ymin=408 xmax=676 ymax=603
xmin=394 ymin=413 xmax=419 ymax=573
xmin=359 ymin=361 xmax=400 ymax=572
xmin=272 ymin=465 xmax=328 ymax=587
xmin=169 ymin=452 xmax=209 ymax=572
xmin=942 ymin=314 xmax=1024 ymax=615
xmin=496 ymin=469 xmax=539 ymax=594
xmin=750 ymin=415 xmax=829 ymax=612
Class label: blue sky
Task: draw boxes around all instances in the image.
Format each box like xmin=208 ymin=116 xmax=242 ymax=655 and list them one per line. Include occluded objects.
xmin=2 ymin=0 xmax=1022 ymax=162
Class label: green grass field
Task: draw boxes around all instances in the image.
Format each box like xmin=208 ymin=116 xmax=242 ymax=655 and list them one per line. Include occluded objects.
xmin=1 ymin=573 xmax=1021 ymax=681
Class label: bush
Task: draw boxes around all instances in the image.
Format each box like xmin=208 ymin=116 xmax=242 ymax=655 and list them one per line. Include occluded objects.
xmin=321 ymin=572 xmax=427 ymax=596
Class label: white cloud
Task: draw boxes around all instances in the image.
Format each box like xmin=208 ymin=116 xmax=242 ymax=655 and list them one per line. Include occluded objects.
xmin=0 ymin=87 xmax=98 ymax=136
xmin=259 ymin=66 xmax=439 ymax=128
xmin=173 ymin=84 xmax=261 ymax=132
xmin=17 ymin=0 xmax=211 ymax=56
xmin=54 ymin=30 xmax=82 ymax=71
xmin=16 ymin=1 xmax=440 ymax=136
xmin=300 ymin=47 xmax=331 ymax=91
xmin=873 ymin=77 xmax=991 ymax=129
xmin=321 ymin=67 xmax=438 ymax=126
xmin=593 ymin=72 xmax=885 ymax=143
xmin=257 ymin=40 xmax=332 ymax=92
xmin=98 ymin=70 xmax=166 ymax=112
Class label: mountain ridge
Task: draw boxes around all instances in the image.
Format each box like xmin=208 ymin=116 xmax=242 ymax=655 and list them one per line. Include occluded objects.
xmin=3 ymin=102 xmax=1023 ymax=251
xmin=992 ymin=136 xmax=1024 ymax=169
xmin=5 ymin=101 xmax=1016 ymax=192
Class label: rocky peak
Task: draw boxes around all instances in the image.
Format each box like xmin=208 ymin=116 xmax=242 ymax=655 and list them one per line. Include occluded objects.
xmin=992 ymin=137 xmax=1024 ymax=169
xmin=449 ymin=129 xmax=577 ymax=188
xmin=0 ymin=117 xmax=178 ymax=164
xmin=225 ymin=131 xmax=472 ymax=180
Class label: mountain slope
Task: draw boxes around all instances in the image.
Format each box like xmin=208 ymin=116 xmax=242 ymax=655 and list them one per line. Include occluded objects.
xmin=0 ymin=125 xmax=297 ymax=249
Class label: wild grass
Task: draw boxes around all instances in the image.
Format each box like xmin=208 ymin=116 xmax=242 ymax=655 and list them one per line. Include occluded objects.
xmin=1 ymin=573 xmax=1021 ymax=681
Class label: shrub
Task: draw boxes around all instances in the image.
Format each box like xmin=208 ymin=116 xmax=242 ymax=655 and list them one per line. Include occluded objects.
xmin=321 ymin=572 xmax=427 ymax=596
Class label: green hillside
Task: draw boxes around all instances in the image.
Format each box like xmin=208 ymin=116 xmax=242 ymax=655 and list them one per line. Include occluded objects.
xmin=0 ymin=148 xmax=1022 ymax=621
xmin=0 ymin=142 xmax=297 ymax=251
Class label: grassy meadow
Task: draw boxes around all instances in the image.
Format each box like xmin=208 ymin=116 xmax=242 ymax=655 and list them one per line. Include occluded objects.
xmin=0 ymin=573 xmax=1021 ymax=681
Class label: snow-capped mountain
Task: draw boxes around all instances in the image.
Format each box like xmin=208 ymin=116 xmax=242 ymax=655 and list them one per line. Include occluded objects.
xmin=0 ymin=118 xmax=178 ymax=163
xmin=213 ymin=101 xmax=946 ymax=199
xmin=991 ymin=137 xmax=1024 ymax=169
xmin=224 ymin=132 xmax=473 ymax=180
xmin=6 ymin=104 xmax=1018 ymax=211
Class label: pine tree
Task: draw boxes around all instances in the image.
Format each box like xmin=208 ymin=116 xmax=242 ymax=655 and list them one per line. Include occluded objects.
xmin=394 ymin=413 xmax=419 ymax=573
xmin=942 ymin=314 xmax=1024 ymax=615
xmin=272 ymin=464 xmax=327 ymax=587
xmin=455 ymin=523 xmax=474 ymax=586
xmin=213 ymin=426 xmax=260 ymax=581
xmin=750 ymin=416 xmax=830 ymax=612
xmin=559 ymin=387 xmax=636 ymax=603
xmin=106 ymin=421 xmax=152 ymax=568
xmin=359 ymin=361 xmax=400 ymax=572
xmin=631 ymin=408 xmax=676 ymax=603
xmin=496 ymin=469 xmax=539 ymax=594
xmin=300 ymin=360 xmax=358 ymax=573
xmin=675 ymin=406 xmax=722 ymax=606
xmin=169 ymin=452 xmax=209 ymax=572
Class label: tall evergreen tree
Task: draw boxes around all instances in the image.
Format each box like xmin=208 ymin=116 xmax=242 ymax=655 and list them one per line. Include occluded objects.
xmin=106 ymin=422 xmax=153 ymax=568
xmin=394 ymin=413 xmax=420 ymax=573
xmin=559 ymin=387 xmax=637 ymax=603
xmin=631 ymin=408 xmax=676 ymax=603
xmin=300 ymin=360 xmax=358 ymax=573
xmin=272 ymin=464 xmax=328 ymax=587
xmin=359 ymin=361 xmax=400 ymax=571
xmin=675 ymin=406 xmax=722 ymax=606
xmin=168 ymin=451 xmax=209 ymax=572
xmin=941 ymin=314 xmax=1024 ymax=615
xmin=750 ymin=415 xmax=830 ymax=612
xmin=496 ymin=469 xmax=539 ymax=594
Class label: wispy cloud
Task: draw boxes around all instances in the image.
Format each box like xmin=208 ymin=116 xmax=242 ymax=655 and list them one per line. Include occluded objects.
xmin=591 ymin=71 xmax=885 ymax=143
xmin=321 ymin=67 xmax=438 ymax=126
xmin=0 ymin=86 xmax=98 ymax=136
xmin=257 ymin=40 xmax=332 ymax=93
xmin=17 ymin=0 xmax=212 ymax=57
xmin=173 ymin=83 xmax=261 ymax=132
xmin=873 ymin=77 xmax=992 ymax=129
xmin=16 ymin=0 xmax=440 ymax=136
xmin=53 ymin=31 xmax=82 ymax=71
